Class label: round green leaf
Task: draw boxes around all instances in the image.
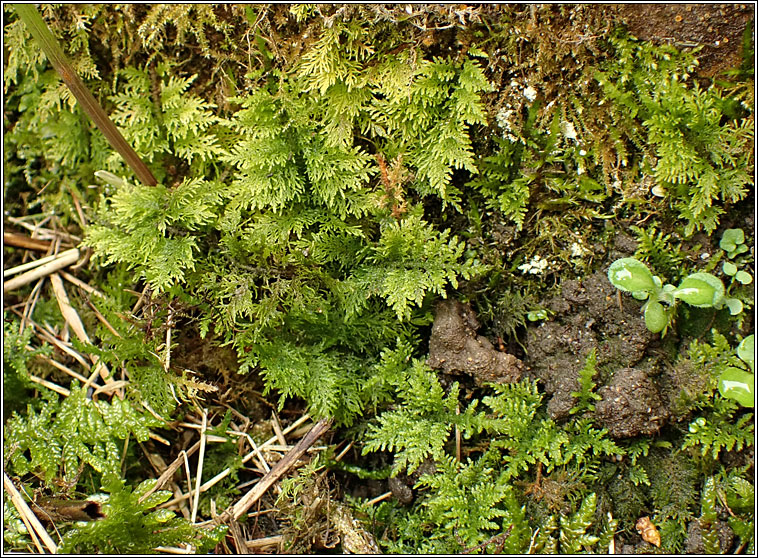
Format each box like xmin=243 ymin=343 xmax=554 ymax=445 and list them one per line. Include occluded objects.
xmin=737 ymin=335 xmax=754 ymax=372
xmin=724 ymin=297 xmax=744 ymax=316
xmin=719 ymin=228 xmax=744 ymax=252
xmin=608 ymin=258 xmax=657 ymax=294
xmin=644 ymin=301 xmax=667 ymax=333
xmin=722 ymin=261 xmax=738 ymax=276
xmin=718 ymin=367 xmax=754 ymax=408
xmin=735 ymin=270 xmax=752 ymax=284
xmin=674 ymin=273 xmax=725 ymax=308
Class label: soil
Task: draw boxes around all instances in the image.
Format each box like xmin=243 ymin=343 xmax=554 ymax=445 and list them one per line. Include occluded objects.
xmin=427 ymin=299 xmax=523 ymax=386
xmin=685 ymin=517 xmax=736 ymax=554
xmin=612 ymin=4 xmax=753 ymax=77
xmin=595 ymin=367 xmax=669 ymax=438
xmin=523 ymin=233 xmax=663 ymax=430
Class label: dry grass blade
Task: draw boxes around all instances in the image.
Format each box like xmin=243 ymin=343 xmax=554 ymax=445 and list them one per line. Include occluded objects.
xmin=31 ymin=350 xmax=90 ymax=384
xmin=61 ymin=270 xmax=105 ymax=298
xmin=4 ymin=473 xmax=58 ymax=554
xmin=4 ymin=247 xmax=79 ymax=278
xmin=191 ymin=410 xmax=208 ymax=524
xmin=246 ymin=535 xmax=283 ymax=552
xmin=137 ymin=440 xmax=202 ymax=504
xmin=28 ymin=374 xmax=70 ymax=396
xmin=50 ymin=273 xmax=89 ymax=344
xmin=4 ymin=249 xmax=80 ymax=292
xmin=50 ymin=273 xmax=114 ymax=388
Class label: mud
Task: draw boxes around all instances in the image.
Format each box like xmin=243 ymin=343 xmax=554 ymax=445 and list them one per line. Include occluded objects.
xmin=427 ymin=299 xmax=523 ymax=386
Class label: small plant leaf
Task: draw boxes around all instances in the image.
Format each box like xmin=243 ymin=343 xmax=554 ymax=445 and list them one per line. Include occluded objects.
xmin=737 ymin=335 xmax=754 ymax=372
xmin=643 ymin=301 xmax=667 ymax=333
xmin=718 ymin=367 xmax=754 ymax=408
xmin=722 ymin=261 xmax=738 ymax=276
xmin=607 ymin=258 xmax=657 ymax=294
xmin=735 ymin=270 xmax=752 ymax=284
xmin=719 ymin=228 xmax=744 ymax=252
xmin=674 ymin=273 xmax=725 ymax=308
xmin=724 ymin=298 xmax=744 ymax=316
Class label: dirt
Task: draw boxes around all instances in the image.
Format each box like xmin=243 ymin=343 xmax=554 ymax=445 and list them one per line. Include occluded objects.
xmin=612 ymin=4 xmax=753 ymax=77
xmin=427 ymin=299 xmax=523 ymax=386
xmin=685 ymin=517 xmax=735 ymax=554
xmin=595 ymin=368 xmax=668 ymax=438
xmin=522 ymin=233 xmax=674 ymax=438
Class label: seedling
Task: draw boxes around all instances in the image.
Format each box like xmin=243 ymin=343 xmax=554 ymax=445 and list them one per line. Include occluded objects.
xmin=718 ymin=229 xmax=753 ymax=315
xmin=717 ymin=334 xmax=754 ymax=408
xmin=607 ymin=258 xmax=728 ymax=334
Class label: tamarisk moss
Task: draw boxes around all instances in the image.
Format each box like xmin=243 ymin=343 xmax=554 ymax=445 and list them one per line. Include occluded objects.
xmin=3 ymin=5 xmax=754 ymax=554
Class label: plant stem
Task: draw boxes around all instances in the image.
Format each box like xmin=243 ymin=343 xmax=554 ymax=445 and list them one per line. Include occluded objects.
xmin=13 ymin=4 xmax=158 ymax=187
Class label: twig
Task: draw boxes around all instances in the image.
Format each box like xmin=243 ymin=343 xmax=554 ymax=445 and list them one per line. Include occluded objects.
xmin=4 ymin=248 xmax=79 ymax=278
xmin=4 ymin=473 xmax=58 ymax=554
xmin=61 ymin=270 xmax=105 ymax=298
xmin=271 ymin=412 xmax=287 ymax=446
xmin=191 ymin=410 xmax=208 ymax=523
xmin=245 ymin=535 xmax=283 ymax=551
xmin=3 ymin=232 xmax=52 ymax=251
xmin=13 ymin=5 xmax=157 ymax=187
xmin=228 ymin=418 xmax=333 ymax=522
xmin=4 ymin=249 xmax=80 ymax=292
xmin=365 ymin=491 xmax=393 ymax=507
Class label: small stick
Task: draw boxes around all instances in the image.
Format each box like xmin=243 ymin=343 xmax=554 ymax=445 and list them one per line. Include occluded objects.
xmin=3 ymin=232 xmax=52 ymax=251
xmin=228 ymin=418 xmax=333 ymax=522
xmin=245 ymin=535 xmax=283 ymax=551
xmin=32 ymin=351 xmax=90 ymax=384
xmin=191 ymin=410 xmax=208 ymax=523
xmin=271 ymin=412 xmax=287 ymax=446
xmin=4 ymin=473 xmax=58 ymax=554
xmin=28 ymin=374 xmax=70 ymax=396
xmin=3 ymin=249 xmax=80 ymax=292
xmin=3 ymin=247 xmax=79 ymax=278
xmin=61 ymin=270 xmax=105 ymax=298
xmin=365 ymin=491 xmax=393 ymax=506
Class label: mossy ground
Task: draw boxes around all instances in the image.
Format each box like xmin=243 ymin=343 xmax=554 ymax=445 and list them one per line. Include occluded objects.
xmin=3 ymin=5 xmax=754 ymax=554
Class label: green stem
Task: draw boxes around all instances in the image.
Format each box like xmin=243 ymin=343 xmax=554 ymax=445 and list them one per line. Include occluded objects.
xmin=13 ymin=4 xmax=157 ymax=187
